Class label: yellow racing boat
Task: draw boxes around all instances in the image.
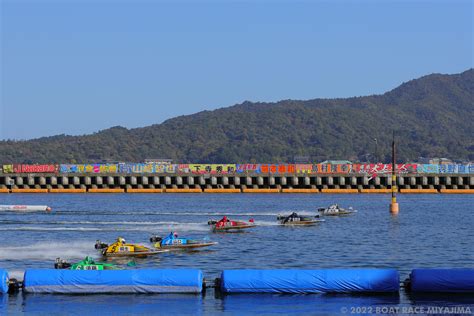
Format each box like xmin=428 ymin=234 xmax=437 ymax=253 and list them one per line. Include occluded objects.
xmin=95 ymin=237 xmax=168 ymax=258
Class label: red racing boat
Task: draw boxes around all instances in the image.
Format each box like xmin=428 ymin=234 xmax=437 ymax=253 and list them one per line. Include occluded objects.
xmin=208 ymin=216 xmax=256 ymax=232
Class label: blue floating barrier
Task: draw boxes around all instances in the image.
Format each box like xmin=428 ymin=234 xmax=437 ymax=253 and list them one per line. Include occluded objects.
xmin=221 ymin=269 xmax=399 ymax=294
xmin=24 ymin=269 xmax=203 ymax=294
xmin=410 ymin=269 xmax=474 ymax=293
xmin=0 ymin=269 xmax=8 ymax=294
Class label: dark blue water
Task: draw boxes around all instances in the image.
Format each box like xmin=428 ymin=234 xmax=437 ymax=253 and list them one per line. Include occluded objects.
xmin=1 ymin=194 xmax=473 ymax=315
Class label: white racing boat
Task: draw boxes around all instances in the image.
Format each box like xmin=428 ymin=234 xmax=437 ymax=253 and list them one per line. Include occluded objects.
xmin=317 ymin=204 xmax=356 ymax=216
xmin=0 ymin=205 xmax=52 ymax=212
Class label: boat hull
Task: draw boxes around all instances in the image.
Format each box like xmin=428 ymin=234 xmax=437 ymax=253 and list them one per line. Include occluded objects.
xmin=213 ymin=224 xmax=256 ymax=232
xmin=320 ymin=211 xmax=355 ymax=216
xmin=103 ymin=250 xmax=167 ymax=258
xmin=161 ymin=242 xmax=218 ymax=249
xmin=279 ymin=220 xmax=321 ymax=226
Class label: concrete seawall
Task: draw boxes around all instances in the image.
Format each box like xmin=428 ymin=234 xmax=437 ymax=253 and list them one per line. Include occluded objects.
xmin=0 ymin=173 xmax=473 ymax=193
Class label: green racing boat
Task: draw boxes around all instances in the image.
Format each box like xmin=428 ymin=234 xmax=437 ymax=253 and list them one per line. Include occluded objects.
xmin=54 ymin=256 xmax=119 ymax=270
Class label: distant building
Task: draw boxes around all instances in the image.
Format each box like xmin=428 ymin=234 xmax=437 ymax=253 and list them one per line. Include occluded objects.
xmin=418 ymin=157 xmax=453 ymax=165
xmin=320 ymin=160 xmax=352 ymax=165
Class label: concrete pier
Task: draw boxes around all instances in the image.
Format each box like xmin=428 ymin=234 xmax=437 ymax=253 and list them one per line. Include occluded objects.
xmin=0 ymin=173 xmax=472 ymax=193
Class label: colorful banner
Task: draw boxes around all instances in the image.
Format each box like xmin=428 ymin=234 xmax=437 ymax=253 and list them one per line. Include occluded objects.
xmin=236 ymin=164 xmax=258 ymax=173
xmin=295 ymin=164 xmax=312 ymax=174
xmin=59 ymin=164 xmax=78 ymax=173
xmin=2 ymin=163 xmax=473 ymax=174
xmin=419 ymin=164 xmax=439 ymax=174
xmin=154 ymin=164 xmax=177 ymax=173
xmin=177 ymin=164 xmax=191 ymax=173
xmin=312 ymin=164 xmax=331 ymax=174
xmin=397 ymin=164 xmax=418 ymax=173
xmin=60 ymin=163 xmax=180 ymax=174
xmin=349 ymin=164 xmax=418 ymax=175
xmin=311 ymin=164 xmax=352 ymax=173
xmin=336 ymin=164 xmax=352 ymax=173
xmin=255 ymin=164 xmax=296 ymax=174
xmin=117 ymin=163 xmax=175 ymax=173
xmin=189 ymin=164 xmax=236 ymax=174
xmin=312 ymin=164 xmax=353 ymax=173
xmin=456 ymin=165 xmax=469 ymax=174
xmin=1 ymin=164 xmax=13 ymax=173
xmin=60 ymin=164 xmax=118 ymax=173
xmin=12 ymin=164 xmax=58 ymax=173
xmin=438 ymin=164 xmax=471 ymax=174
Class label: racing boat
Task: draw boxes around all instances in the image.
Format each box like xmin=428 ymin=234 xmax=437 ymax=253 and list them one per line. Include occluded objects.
xmin=95 ymin=237 xmax=168 ymax=258
xmin=317 ymin=204 xmax=357 ymax=216
xmin=54 ymin=256 xmax=118 ymax=270
xmin=276 ymin=212 xmax=325 ymax=225
xmin=208 ymin=216 xmax=256 ymax=232
xmin=150 ymin=232 xmax=217 ymax=249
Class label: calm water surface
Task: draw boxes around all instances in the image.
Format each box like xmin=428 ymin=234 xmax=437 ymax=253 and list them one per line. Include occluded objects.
xmin=0 ymin=194 xmax=473 ymax=315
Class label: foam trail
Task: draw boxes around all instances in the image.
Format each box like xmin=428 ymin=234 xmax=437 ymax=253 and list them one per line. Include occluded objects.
xmin=155 ymin=212 xmax=277 ymax=216
xmin=0 ymin=220 xmax=194 ymax=226
xmin=0 ymin=241 xmax=94 ymax=261
xmin=8 ymin=220 xmax=182 ymax=226
xmin=147 ymin=222 xmax=209 ymax=232
xmin=0 ymin=226 xmax=151 ymax=232
xmin=254 ymin=220 xmax=281 ymax=226
xmin=52 ymin=210 xmax=318 ymax=216
xmin=0 ymin=222 xmax=210 ymax=232
xmin=144 ymin=211 xmax=318 ymax=216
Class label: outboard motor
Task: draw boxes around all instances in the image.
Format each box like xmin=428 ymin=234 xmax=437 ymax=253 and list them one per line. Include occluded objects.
xmin=403 ymin=277 xmax=412 ymax=292
xmin=54 ymin=257 xmax=72 ymax=269
xmin=150 ymin=235 xmax=162 ymax=243
xmin=208 ymin=220 xmax=217 ymax=225
xmin=95 ymin=240 xmax=108 ymax=250
xmin=8 ymin=278 xmax=22 ymax=293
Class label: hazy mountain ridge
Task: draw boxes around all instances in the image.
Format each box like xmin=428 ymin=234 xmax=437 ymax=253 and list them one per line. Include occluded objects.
xmin=1 ymin=69 xmax=472 ymax=163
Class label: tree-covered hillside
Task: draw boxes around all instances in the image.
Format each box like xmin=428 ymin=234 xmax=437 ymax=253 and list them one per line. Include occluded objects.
xmin=1 ymin=69 xmax=472 ymax=163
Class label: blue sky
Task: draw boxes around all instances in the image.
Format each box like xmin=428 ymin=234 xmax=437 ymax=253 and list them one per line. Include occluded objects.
xmin=1 ymin=0 xmax=472 ymax=140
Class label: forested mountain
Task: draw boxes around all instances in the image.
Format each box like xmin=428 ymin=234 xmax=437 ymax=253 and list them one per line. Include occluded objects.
xmin=1 ymin=69 xmax=473 ymax=163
